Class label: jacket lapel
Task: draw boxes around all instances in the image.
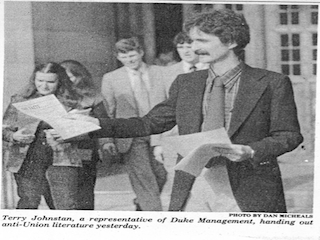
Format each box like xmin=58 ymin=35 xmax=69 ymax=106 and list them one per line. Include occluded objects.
xmin=117 ymin=67 xmax=139 ymax=114
xmin=180 ymin=70 xmax=208 ymax=134
xmin=228 ymin=64 xmax=268 ymax=138
xmin=146 ymin=64 xmax=154 ymax=89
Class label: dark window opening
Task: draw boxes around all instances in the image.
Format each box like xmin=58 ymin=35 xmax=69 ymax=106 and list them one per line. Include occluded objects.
xmin=281 ymin=50 xmax=290 ymax=61
xmin=291 ymin=12 xmax=299 ymax=24
xmin=311 ymin=12 xmax=318 ymax=24
xmin=236 ymin=5 xmax=243 ymax=11
xmin=313 ymin=33 xmax=318 ymax=46
xmin=281 ymin=34 xmax=289 ymax=46
xmin=292 ymin=50 xmax=300 ymax=61
xmin=280 ymin=13 xmax=288 ymax=25
xmin=293 ymin=64 xmax=301 ymax=75
xmin=282 ymin=65 xmax=290 ymax=75
xmin=292 ymin=34 xmax=300 ymax=46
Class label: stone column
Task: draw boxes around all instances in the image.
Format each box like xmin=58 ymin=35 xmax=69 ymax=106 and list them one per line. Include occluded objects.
xmin=4 ymin=1 xmax=35 ymax=110
xmin=142 ymin=3 xmax=156 ymax=64
xmin=3 ymin=1 xmax=35 ymax=209
xmin=243 ymin=5 xmax=267 ymax=68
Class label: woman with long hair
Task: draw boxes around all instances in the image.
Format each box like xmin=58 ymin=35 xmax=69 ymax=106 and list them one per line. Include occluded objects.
xmin=47 ymin=59 xmax=109 ymax=210
xmin=3 ymin=62 xmax=79 ymax=209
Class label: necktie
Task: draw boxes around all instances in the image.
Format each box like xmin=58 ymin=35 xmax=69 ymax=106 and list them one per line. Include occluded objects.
xmin=133 ymin=71 xmax=150 ymax=117
xmin=202 ymin=72 xmax=226 ymax=168
xmin=189 ymin=65 xmax=197 ymax=72
xmin=169 ymin=67 xmax=238 ymax=212
xmin=201 ymin=74 xmax=225 ymax=131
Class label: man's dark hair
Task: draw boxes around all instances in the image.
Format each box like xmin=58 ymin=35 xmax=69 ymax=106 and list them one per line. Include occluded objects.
xmin=173 ymin=32 xmax=193 ymax=46
xmin=115 ymin=37 xmax=143 ymax=54
xmin=184 ymin=9 xmax=250 ymax=57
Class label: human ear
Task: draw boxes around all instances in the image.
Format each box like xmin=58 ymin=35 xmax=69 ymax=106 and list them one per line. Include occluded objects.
xmin=139 ymin=50 xmax=145 ymax=58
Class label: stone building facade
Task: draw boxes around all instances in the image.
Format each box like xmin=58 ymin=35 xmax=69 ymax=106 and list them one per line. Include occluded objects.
xmin=2 ymin=2 xmax=317 ymax=210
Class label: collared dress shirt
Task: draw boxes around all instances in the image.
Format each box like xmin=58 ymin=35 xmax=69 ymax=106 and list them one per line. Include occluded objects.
xmin=202 ymin=62 xmax=244 ymax=131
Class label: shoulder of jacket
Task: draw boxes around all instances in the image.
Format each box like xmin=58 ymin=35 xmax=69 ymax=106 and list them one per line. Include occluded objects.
xmin=10 ymin=94 xmax=28 ymax=103
xmin=243 ymin=64 xmax=288 ymax=84
xmin=148 ymin=64 xmax=166 ymax=72
xmin=165 ymin=62 xmax=182 ymax=71
xmin=245 ymin=64 xmax=283 ymax=76
xmin=264 ymin=69 xmax=287 ymax=80
xmin=102 ymin=67 xmax=125 ymax=81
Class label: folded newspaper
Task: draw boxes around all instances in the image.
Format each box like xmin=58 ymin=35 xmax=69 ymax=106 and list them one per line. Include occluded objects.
xmin=12 ymin=94 xmax=101 ymax=140
xmin=163 ymin=128 xmax=238 ymax=177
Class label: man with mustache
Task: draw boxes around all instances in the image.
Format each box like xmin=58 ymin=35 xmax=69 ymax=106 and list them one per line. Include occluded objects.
xmin=70 ymin=9 xmax=303 ymax=212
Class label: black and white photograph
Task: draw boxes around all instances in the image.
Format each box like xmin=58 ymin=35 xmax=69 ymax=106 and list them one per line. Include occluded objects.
xmin=1 ymin=0 xmax=319 ymax=239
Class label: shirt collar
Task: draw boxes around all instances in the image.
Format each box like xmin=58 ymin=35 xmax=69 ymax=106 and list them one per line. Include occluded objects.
xmin=182 ymin=61 xmax=194 ymax=73
xmin=209 ymin=61 xmax=244 ymax=88
xmin=182 ymin=61 xmax=209 ymax=73
xmin=195 ymin=62 xmax=209 ymax=70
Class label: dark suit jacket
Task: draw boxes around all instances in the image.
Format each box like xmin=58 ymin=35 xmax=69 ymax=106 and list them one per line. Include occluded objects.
xmin=92 ymin=64 xmax=303 ymax=212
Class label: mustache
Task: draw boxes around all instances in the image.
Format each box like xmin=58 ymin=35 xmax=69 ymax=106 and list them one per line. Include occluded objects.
xmin=195 ymin=50 xmax=210 ymax=55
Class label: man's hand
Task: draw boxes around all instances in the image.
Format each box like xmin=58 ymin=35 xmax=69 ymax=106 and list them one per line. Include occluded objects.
xmin=222 ymin=144 xmax=254 ymax=162
xmin=12 ymin=128 xmax=35 ymax=144
xmin=102 ymin=143 xmax=118 ymax=156
xmin=68 ymin=108 xmax=92 ymax=115
xmin=44 ymin=129 xmax=63 ymax=150
xmin=153 ymin=146 xmax=164 ymax=163
xmin=65 ymin=113 xmax=100 ymax=126
xmin=45 ymin=129 xmax=64 ymax=143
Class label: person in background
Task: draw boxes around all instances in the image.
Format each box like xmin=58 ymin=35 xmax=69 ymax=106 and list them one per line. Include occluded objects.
xmin=154 ymin=48 xmax=177 ymax=67
xmin=163 ymin=31 xmax=209 ymax=94
xmin=160 ymin=32 xmax=210 ymax=190
xmin=51 ymin=59 xmax=109 ymax=210
xmin=100 ymin=37 xmax=168 ymax=211
xmin=2 ymin=62 xmax=78 ymax=209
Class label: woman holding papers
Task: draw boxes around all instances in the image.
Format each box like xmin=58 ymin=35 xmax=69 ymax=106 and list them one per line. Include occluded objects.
xmin=2 ymin=62 xmax=79 ymax=209
xmin=3 ymin=61 xmax=107 ymax=210
xmin=50 ymin=59 xmax=109 ymax=210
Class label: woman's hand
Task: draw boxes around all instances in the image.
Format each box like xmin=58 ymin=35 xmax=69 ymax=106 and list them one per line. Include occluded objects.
xmin=12 ymin=128 xmax=35 ymax=144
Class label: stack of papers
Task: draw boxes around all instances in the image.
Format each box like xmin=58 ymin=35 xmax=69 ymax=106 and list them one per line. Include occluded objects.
xmin=13 ymin=94 xmax=101 ymax=140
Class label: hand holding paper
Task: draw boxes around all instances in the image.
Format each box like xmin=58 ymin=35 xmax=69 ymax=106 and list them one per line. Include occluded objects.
xmin=165 ymin=128 xmax=244 ymax=212
xmin=44 ymin=129 xmax=62 ymax=151
xmin=218 ymin=144 xmax=254 ymax=162
xmin=68 ymin=108 xmax=92 ymax=115
xmin=13 ymin=94 xmax=101 ymax=140
xmin=162 ymin=128 xmax=253 ymax=177
xmin=12 ymin=128 xmax=35 ymax=144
